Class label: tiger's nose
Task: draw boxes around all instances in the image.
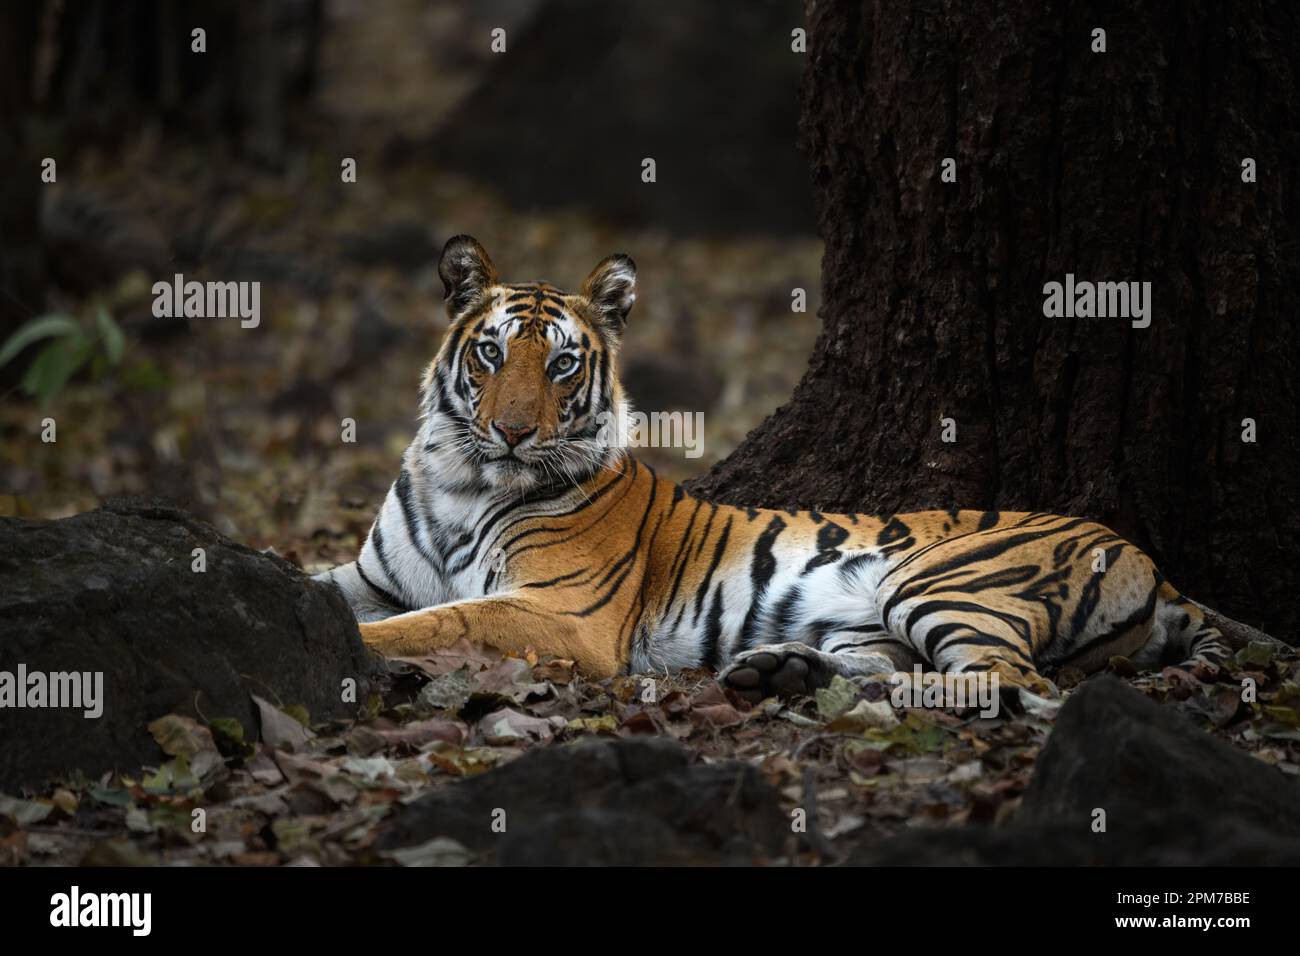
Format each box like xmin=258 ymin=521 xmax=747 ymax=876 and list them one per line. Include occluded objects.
xmin=493 ymin=421 xmax=536 ymax=447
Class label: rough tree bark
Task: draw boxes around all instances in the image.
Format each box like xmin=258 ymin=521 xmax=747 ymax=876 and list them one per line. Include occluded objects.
xmin=686 ymin=1 xmax=1300 ymax=637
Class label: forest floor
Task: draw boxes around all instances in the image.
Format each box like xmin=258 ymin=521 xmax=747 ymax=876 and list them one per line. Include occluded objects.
xmin=4 ymin=636 xmax=1298 ymax=866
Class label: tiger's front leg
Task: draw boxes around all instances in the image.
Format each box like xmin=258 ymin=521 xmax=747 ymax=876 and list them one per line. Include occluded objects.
xmin=358 ymin=592 xmax=622 ymax=678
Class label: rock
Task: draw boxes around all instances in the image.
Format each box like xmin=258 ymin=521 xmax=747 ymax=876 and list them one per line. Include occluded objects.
xmin=0 ymin=498 xmax=378 ymax=792
xmin=1020 ymin=676 xmax=1300 ymax=837
xmin=848 ymin=677 xmax=1300 ymax=864
xmin=375 ymin=737 xmax=793 ymax=864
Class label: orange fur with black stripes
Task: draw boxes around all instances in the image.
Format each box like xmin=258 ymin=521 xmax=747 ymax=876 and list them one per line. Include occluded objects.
xmin=317 ymin=236 xmax=1227 ymax=699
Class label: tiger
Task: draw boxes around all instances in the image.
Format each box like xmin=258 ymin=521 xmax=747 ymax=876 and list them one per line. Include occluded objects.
xmin=316 ymin=235 xmax=1228 ymax=702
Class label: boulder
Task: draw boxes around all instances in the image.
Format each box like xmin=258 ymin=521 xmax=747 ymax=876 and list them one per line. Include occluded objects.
xmin=0 ymin=498 xmax=378 ymax=791
xmin=376 ymin=736 xmax=793 ymax=864
xmin=1019 ymin=675 xmax=1300 ymax=837
xmin=848 ymin=676 xmax=1300 ymax=864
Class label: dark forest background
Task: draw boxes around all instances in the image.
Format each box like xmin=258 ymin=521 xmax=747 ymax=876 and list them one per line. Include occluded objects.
xmin=0 ymin=0 xmax=820 ymax=561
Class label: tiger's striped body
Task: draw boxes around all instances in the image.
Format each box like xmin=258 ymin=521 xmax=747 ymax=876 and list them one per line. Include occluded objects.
xmin=318 ymin=237 xmax=1226 ymax=699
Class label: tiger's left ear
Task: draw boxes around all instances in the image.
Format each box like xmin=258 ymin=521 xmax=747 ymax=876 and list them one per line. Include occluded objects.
xmin=581 ymin=254 xmax=637 ymax=336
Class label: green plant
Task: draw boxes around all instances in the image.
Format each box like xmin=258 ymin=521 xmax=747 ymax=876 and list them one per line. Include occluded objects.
xmin=0 ymin=308 xmax=125 ymax=406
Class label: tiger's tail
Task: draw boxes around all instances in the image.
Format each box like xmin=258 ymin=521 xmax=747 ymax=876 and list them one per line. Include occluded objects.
xmin=1155 ymin=580 xmax=1231 ymax=667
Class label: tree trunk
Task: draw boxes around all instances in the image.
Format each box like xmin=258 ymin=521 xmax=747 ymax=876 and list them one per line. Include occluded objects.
xmin=686 ymin=0 xmax=1300 ymax=637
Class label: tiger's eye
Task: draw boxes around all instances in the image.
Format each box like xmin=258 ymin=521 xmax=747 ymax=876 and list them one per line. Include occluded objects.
xmin=553 ymin=354 xmax=576 ymax=374
xmin=479 ymin=342 xmax=500 ymax=361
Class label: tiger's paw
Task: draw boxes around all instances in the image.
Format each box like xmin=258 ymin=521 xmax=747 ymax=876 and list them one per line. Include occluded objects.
xmin=986 ymin=660 xmax=1058 ymax=699
xmin=358 ymin=610 xmax=454 ymax=657
xmin=719 ymin=642 xmax=831 ymax=704
xmin=358 ymin=619 xmax=407 ymax=654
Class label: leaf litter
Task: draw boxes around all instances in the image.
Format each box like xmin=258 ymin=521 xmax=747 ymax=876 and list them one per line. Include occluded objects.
xmin=4 ymin=635 xmax=1298 ymax=865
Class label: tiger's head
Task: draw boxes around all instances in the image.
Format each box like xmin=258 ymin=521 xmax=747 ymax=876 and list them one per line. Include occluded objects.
xmin=420 ymin=235 xmax=636 ymax=493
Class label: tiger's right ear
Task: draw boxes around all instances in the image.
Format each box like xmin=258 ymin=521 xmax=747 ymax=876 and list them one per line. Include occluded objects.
xmin=438 ymin=235 xmax=498 ymax=316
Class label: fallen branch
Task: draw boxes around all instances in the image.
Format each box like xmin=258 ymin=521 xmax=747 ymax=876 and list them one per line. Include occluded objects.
xmin=1191 ymin=601 xmax=1293 ymax=655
